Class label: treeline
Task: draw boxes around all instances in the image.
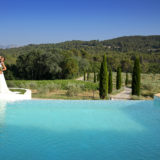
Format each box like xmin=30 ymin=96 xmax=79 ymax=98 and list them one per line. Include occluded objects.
xmin=1 ymin=35 xmax=160 ymax=80
xmin=5 ymin=49 xmax=99 ymax=80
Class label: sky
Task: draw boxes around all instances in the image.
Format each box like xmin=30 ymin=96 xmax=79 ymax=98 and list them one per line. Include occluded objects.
xmin=0 ymin=0 xmax=160 ymax=45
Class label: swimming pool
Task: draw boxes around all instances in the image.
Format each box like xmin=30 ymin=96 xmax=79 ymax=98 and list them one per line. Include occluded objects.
xmin=0 ymin=100 xmax=160 ymax=160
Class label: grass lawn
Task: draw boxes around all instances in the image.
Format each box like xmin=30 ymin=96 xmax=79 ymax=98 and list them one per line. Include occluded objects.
xmin=9 ymin=89 xmax=26 ymax=94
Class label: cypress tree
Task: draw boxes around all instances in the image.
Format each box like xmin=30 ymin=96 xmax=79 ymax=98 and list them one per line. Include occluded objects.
xmin=125 ymin=72 xmax=128 ymax=86
xmin=132 ymin=58 xmax=141 ymax=96
xmin=108 ymin=69 xmax=113 ymax=94
xmin=94 ymin=72 xmax=97 ymax=83
xmin=97 ymin=72 xmax=100 ymax=81
xmin=84 ymin=72 xmax=86 ymax=81
xmin=99 ymin=55 xmax=108 ymax=99
xmin=87 ymin=72 xmax=90 ymax=81
xmin=116 ymin=67 xmax=122 ymax=90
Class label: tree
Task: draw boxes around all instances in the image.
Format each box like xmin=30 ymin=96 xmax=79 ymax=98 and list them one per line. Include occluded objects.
xmin=84 ymin=72 xmax=86 ymax=81
xmin=62 ymin=57 xmax=79 ymax=79
xmin=5 ymin=70 xmax=15 ymax=80
xmin=132 ymin=58 xmax=141 ymax=96
xmin=125 ymin=72 xmax=129 ymax=86
xmin=78 ymin=58 xmax=90 ymax=75
xmin=87 ymin=72 xmax=90 ymax=80
xmin=108 ymin=69 xmax=113 ymax=94
xmin=16 ymin=50 xmax=63 ymax=80
xmin=99 ymin=55 xmax=108 ymax=99
xmin=116 ymin=67 xmax=122 ymax=90
xmin=94 ymin=72 xmax=97 ymax=83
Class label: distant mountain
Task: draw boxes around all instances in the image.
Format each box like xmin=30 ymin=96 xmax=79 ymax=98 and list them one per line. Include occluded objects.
xmin=0 ymin=45 xmax=6 ymax=49
xmin=1 ymin=35 xmax=160 ymax=51
xmin=53 ymin=35 xmax=160 ymax=52
xmin=0 ymin=44 xmax=19 ymax=49
xmin=1 ymin=35 xmax=160 ymax=56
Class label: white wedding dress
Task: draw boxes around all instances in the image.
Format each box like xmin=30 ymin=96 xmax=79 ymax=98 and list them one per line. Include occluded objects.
xmin=0 ymin=73 xmax=12 ymax=93
xmin=0 ymin=72 xmax=31 ymax=101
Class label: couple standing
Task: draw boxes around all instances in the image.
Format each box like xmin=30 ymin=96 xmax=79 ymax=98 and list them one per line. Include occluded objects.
xmin=0 ymin=56 xmax=10 ymax=94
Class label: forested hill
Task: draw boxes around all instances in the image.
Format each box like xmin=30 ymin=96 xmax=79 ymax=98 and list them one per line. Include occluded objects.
xmin=1 ymin=35 xmax=160 ymax=55
xmin=0 ymin=35 xmax=160 ymax=80
xmin=55 ymin=35 xmax=160 ymax=52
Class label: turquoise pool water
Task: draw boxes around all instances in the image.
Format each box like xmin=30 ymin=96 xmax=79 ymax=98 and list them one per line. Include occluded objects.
xmin=0 ymin=100 xmax=160 ymax=160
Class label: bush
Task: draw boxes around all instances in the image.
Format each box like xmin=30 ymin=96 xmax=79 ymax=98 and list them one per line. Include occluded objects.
xmin=29 ymin=82 xmax=38 ymax=89
xmin=66 ymin=84 xmax=81 ymax=96
xmin=7 ymin=81 xmax=17 ymax=88
xmin=18 ymin=83 xmax=28 ymax=88
xmin=49 ymin=83 xmax=61 ymax=92
xmin=37 ymin=85 xmax=50 ymax=94
xmin=141 ymin=84 xmax=152 ymax=90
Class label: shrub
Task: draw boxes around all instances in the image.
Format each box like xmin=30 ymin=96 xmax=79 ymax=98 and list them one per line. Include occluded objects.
xmin=66 ymin=84 xmax=81 ymax=96
xmin=49 ymin=83 xmax=61 ymax=92
xmin=141 ymin=84 xmax=152 ymax=90
xmin=29 ymin=82 xmax=38 ymax=89
xmin=37 ymin=85 xmax=50 ymax=94
xmin=7 ymin=81 xmax=17 ymax=88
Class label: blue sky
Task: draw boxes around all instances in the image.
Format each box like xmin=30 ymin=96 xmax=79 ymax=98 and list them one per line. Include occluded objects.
xmin=0 ymin=0 xmax=160 ymax=45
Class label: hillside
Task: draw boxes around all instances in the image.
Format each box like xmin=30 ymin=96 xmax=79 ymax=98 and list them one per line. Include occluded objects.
xmin=0 ymin=35 xmax=160 ymax=80
xmin=55 ymin=35 xmax=160 ymax=52
xmin=1 ymin=35 xmax=160 ymax=57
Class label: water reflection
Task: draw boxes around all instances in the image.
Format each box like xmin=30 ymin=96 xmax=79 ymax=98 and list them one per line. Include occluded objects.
xmin=0 ymin=101 xmax=6 ymax=130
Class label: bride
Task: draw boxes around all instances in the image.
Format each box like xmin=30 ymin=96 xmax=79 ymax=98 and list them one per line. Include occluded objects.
xmin=0 ymin=56 xmax=11 ymax=93
xmin=0 ymin=56 xmax=31 ymax=100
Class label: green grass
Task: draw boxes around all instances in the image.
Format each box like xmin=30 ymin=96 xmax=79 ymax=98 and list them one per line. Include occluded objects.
xmin=9 ymin=89 xmax=26 ymax=94
xmin=7 ymin=79 xmax=98 ymax=91
xmin=6 ymin=73 xmax=160 ymax=100
xmin=140 ymin=73 xmax=160 ymax=99
xmin=122 ymin=73 xmax=160 ymax=100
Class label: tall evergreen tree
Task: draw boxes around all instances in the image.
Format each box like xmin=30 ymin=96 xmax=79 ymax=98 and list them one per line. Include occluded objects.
xmin=97 ymin=72 xmax=100 ymax=81
xmin=87 ymin=72 xmax=90 ymax=81
xmin=132 ymin=58 xmax=141 ymax=96
xmin=84 ymin=72 xmax=86 ymax=81
xmin=116 ymin=67 xmax=122 ymax=90
xmin=108 ymin=69 xmax=113 ymax=94
xmin=99 ymin=55 xmax=108 ymax=99
xmin=125 ymin=72 xmax=129 ymax=86
xmin=94 ymin=72 xmax=97 ymax=83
